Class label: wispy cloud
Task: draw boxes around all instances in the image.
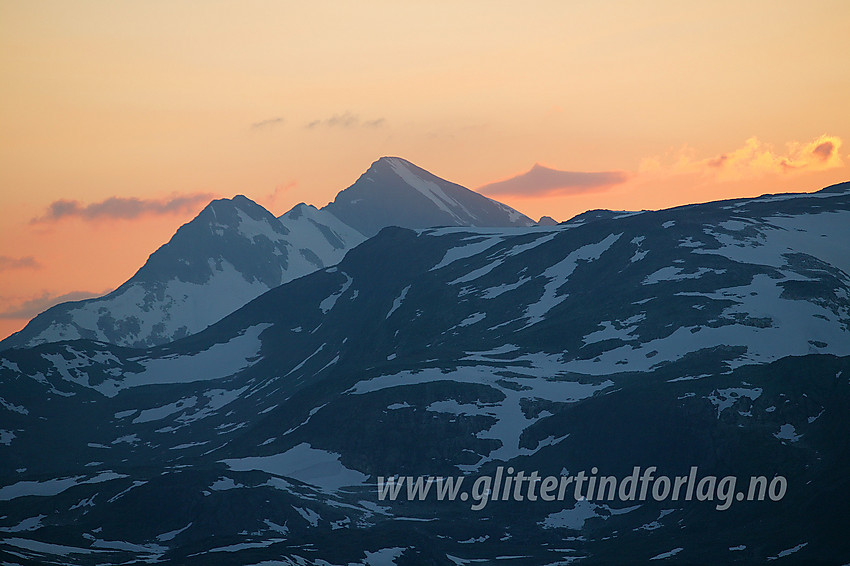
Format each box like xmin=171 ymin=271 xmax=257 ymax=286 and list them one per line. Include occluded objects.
xmin=478 ymin=164 xmax=630 ymax=197
xmin=641 ymin=135 xmax=844 ymax=180
xmin=250 ymin=117 xmax=284 ymax=130
xmin=0 ymin=256 xmax=41 ymax=271
xmin=31 ymin=193 xmax=216 ymax=223
xmin=0 ymin=290 xmax=108 ymax=320
xmin=306 ymin=112 xmax=385 ymax=129
xmin=259 ymin=180 xmax=298 ymax=214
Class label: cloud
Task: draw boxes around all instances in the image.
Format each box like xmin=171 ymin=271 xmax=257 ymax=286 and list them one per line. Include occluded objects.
xmin=31 ymin=193 xmax=216 ymax=223
xmin=0 ymin=290 xmax=108 ymax=320
xmin=642 ymin=135 xmax=844 ymax=181
xmin=306 ymin=112 xmax=385 ymax=129
xmin=259 ymin=180 xmax=298 ymax=213
xmin=478 ymin=164 xmax=630 ymax=197
xmin=0 ymin=256 xmax=41 ymax=271
xmin=250 ymin=117 xmax=284 ymax=129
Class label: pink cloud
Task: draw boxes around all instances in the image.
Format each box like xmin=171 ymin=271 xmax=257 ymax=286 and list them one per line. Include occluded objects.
xmin=30 ymin=193 xmax=216 ymax=223
xmin=641 ymin=135 xmax=844 ymax=180
xmin=478 ymin=164 xmax=630 ymax=197
xmin=0 ymin=256 xmax=41 ymax=271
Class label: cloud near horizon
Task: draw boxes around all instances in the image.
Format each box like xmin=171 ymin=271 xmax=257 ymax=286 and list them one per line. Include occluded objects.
xmin=0 ymin=290 xmax=109 ymax=320
xmin=641 ymin=135 xmax=844 ymax=180
xmin=0 ymin=255 xmax=41 ymax=271
xmin=31 ymin=193 xmax=217 ymax=223
xmin=250 ymin=116 xmax=284 ymax=129
xmin=478 ymin=164 xmax=630 ymax=197
xmin=306 ymin=112 xmax=385 ymax=129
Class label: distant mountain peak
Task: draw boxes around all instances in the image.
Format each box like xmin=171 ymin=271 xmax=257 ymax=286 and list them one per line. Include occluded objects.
xmin=323 ymin=157 xmax=534 ymax=237
xmin=282 ymin=202 xmax=316 ymax=221
xmin=373 ymin=155 xmax=410 ymax=166
xmin=199 ymin=194 xmax=273 ymax=222
xmin=359 ymin=156 xmax=432 ymax=186
xmin=202 ymin=194 xmax=253 ymax=210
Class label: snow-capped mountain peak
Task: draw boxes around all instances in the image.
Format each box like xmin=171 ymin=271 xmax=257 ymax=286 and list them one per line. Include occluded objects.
xmin=133 ymin=194 xmax=290 ymax=286
xmin=323 ymin=156 xmax=535 ymax=237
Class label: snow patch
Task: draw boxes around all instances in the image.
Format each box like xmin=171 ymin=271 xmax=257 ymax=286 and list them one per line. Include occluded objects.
xmin=222 ymin=443 xmax=368 ymax=491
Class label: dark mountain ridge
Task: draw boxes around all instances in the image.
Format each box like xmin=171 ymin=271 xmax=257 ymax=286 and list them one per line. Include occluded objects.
xmin=1 ymin=182 xmax=849 ymax=563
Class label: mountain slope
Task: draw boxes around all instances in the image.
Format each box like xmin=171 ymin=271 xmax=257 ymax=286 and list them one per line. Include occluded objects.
xmin=1 ymin=182 xmax=849 ymax=564
xmin=1 ymin=195 xmax=363 ymax=350
xmin=278 ymin=202 xmax=366 ymax=266
xmin=323 ymin=156 xmax=535 ymax=236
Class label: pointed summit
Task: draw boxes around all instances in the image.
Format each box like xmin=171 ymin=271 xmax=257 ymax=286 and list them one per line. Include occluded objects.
xmin=131 ymin=194 xmax=291 ymax=287
xmin=278 ymin=201 xmax=365 ymax=262
xmin=323 ymin=157 xmax=534 ymax=237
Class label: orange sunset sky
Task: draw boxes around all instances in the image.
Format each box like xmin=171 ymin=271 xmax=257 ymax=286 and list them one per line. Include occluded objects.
xmin=1 ymin=1 xmax=849 ymax=341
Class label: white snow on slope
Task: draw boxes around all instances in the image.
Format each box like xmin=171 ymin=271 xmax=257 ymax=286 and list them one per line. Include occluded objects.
xmin=0 ymin=472 xmax=126 ymax=501
xmin=481 ymin=277 xmax=531 ymax=299
xmin=774 ymin=424 xmax=801 ymax=442
xmin=431 ymin=232 xmax=508 ymax=270
xmin=428 ymin=226 xmax=563 ymax=273
xmin=320 ymin=272 xmax=353 ymax=313
xmin=708 ymin=387 xmax=763 ymax=417
xmin=279 ymin=203 xmax=366 ymax=262
xmin=222 ymin=443 xmax=368 ymax=491
xmin=642 ymin=266 xmax=725 ymax=285
xmin=38 ymin=324 xmax=269 ymax=397
xmin=386 ymin=285 xmax=411 ymax=319
xmin=449 ymin=231 xmax=561 ymax=286
xmin=650 ymin=547 xmax=683 ymax=560
xmin=28 ymin=261 xmax=269 ymax=349
xmin=386 ymin=157 xmax=470 ymax=222
xmin=582 ymin=316 xmax=644 ymax=346
xmin=0 ymin=515 xmax=46 ymax=533
xmin=235 ymin=209 xmax=288 ymax=244
xmin=524 ymin=233 xmax=622 ymax=326
xmin=0 ymin=537 xmax=107 ymax=557
xmin=346 ymin=360 xmax=612 ymax=468
xmin=124 ymin=324 xmax=268 ymax=390
xmin=542 ymin=500 xmax=640 ymax=531
xmin=131 ymin=397 xmax=198 ymax=424
xmin=364 ymin=547 xmax=406 ymax=566
xmin=698 ymin=210 xmax=850 ymax=276
xmin=566 ymin=271 xmax=850 ymax=374
xmin=768 ymin=542 xmax=808 ymax=560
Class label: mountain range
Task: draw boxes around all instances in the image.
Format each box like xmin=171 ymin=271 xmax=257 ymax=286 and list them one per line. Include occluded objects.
xmin=1 ymin=179 xmax=848 ymax=564
xmin=0 ymin=157 xmax=533 ymax=351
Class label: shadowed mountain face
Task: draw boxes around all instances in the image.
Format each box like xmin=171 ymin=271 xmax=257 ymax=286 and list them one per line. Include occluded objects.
xmin=323 ymin=156 xmax=535 ymax=237
xmin=1 ymin=183 xmax=848 ymax=564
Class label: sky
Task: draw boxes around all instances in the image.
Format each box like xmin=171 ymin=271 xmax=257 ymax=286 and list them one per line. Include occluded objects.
xmin=1 ymin=0 xmax=849 ymax=340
